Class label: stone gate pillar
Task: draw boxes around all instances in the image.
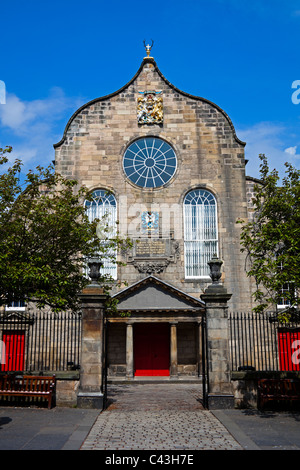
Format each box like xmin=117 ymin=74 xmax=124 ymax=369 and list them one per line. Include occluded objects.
xmin=77 ymin=260 xmax=107 ymax=409
xmin=200 ymin=256 xmax=234 ymax=409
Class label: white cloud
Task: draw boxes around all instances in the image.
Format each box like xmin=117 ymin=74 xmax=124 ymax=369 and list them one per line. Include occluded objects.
xmin=0 ymin=88 xmax=86 ymax=169
xmin=1 ymin=88 xmax=69 ymax=133
xmin=0 ymin=94 xmax=27 ymax=129
xmin=284 ymin=146 xmax=299 ymax=156
xmin=237 ymin=122 xmax=300 ymax=179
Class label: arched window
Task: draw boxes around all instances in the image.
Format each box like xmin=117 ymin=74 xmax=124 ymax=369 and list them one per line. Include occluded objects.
xmin=84 ymin=189 xmax=117 ymax=280
xmin=184 ymin=189 xmax=218 ymax=278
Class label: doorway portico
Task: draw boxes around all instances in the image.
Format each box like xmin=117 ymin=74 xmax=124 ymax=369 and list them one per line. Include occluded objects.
xmin=106 ymin=276 xmax=205 ymax=380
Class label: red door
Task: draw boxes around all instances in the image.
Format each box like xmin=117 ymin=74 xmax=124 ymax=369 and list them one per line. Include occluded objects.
xmin=278 ymin=329 xmax=300 ymax=371
xmin=2 ymin=331 xmax=25 ymax=371
xmin=134 ymin=323 xmax=170 ymax=376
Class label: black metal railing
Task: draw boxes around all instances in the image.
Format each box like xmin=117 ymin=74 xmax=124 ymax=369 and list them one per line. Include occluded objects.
xmin=229 ymin=312 xmax=300 ymax=372
xmin=0 ymin=310 xmax=81 ymax=372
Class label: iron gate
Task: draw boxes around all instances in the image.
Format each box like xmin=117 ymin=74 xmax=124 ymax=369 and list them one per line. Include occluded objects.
xmin=201 ymin=315 xmax=208 ymax=408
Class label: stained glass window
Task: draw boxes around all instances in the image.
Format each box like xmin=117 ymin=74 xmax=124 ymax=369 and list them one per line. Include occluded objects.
xmin=184 ymin=189 xmax=218 ymax=278
xmin=123 ymin=137 xmax=177 ymax=188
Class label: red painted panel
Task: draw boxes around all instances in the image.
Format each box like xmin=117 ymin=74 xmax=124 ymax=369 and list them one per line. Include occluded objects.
xmin=278 ymin=329 xmax=300 ymax=371
xmin=2 ymin=331 xmax=25 ymax=372
xmin=134 ymin=323 xmax=170 ymax=376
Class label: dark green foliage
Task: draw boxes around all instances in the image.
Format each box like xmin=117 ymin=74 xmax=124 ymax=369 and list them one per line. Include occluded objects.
xmin=239 ymin=154 xmax=300 ymax=317
xmin=0 ymin=146 xmax=131 ymax=312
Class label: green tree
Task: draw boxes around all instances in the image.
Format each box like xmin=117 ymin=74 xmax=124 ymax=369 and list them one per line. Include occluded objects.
xmin=0 ymin=146 xmax=131 ymax=313
xmin=239 ymin=154 xmax=300 ymax=318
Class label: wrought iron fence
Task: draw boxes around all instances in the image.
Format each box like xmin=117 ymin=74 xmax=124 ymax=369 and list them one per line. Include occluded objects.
xmin=229 ymin=312 xmax=300 ymax=372
xmin=0 ymin=310 xmax=81 ymax=372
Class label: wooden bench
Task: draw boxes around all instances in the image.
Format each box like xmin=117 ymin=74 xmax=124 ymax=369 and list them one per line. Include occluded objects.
xmin=258 ymin=378 xmax=300 ymax=409
xmin=0 ymin=375 xmax=56 ymax=409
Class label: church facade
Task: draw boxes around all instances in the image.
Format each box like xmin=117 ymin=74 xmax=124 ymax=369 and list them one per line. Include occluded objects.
xmin=54 ymin=50 xmax=255 ymax=381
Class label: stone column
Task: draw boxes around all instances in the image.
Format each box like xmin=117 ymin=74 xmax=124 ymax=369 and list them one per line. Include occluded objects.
xmin=200 ymin=256 xmax=234 ymax=409
xmin=170 ymin=322 xmax=178 ymax=377
xmin=77 ymin=260 xmax=107 ymax=409
xmin=126 ymin=323 xmax=134 ymax=378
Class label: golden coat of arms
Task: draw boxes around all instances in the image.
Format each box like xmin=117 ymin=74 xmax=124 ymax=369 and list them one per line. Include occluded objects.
xmin=137 ymin=91 xmax=163 ymax=124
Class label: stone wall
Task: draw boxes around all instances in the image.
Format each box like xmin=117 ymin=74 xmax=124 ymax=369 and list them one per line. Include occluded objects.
xmin=107 ymin=323 xmax=126 ymax=377
xmin=177 ymin=323 xmax=197 ymax=373
xmin=245 ymin=176 xmax=263 ymax=221
xmin=56 ymin=378 xmax=80 ymax=407
xmin=231 ymin=371 xmax=300 ymax=408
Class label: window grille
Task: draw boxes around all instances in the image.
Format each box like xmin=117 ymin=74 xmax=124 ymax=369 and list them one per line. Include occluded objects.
xmin=6 ymin=300 xmax=26 ymax=311
xmin=276 ymin=261 xmax=296 ymax=309
xmin=277 ymin=282 xmax=295 ymax=308
xmin=84 ymin=190 xmax=117 ymax=280
xmin=184 ymin=189 xmax=218 ymax=278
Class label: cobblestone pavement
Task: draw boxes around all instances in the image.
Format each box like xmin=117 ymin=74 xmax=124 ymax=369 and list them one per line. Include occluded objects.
xmin=81 ymin=384 xmax=242 ymax=450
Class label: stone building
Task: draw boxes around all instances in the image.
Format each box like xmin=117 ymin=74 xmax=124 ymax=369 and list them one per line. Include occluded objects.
xmin=53 ymin=47 xmax=255 ymax=384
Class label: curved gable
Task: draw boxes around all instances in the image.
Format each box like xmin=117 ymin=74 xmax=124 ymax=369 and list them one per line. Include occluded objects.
xmin=53 ymin=57 xmax=245 ymax=149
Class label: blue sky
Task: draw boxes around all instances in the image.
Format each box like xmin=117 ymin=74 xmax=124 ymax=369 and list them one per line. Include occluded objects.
xmin=0 ymin=0 xmax=300 ymax=180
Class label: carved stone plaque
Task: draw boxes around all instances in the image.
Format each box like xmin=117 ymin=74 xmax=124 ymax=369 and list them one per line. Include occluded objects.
xmin=127 ymin=238 xmax=180 ymax=274
xmin=135 ymin=239 xmax=166 ymax=257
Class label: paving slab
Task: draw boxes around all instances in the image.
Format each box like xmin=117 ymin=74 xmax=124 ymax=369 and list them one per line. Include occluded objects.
xmin=213 ymin=409 xmax=300 ymax=451
xmin=0 ymin=406 xmax=99 ymax=450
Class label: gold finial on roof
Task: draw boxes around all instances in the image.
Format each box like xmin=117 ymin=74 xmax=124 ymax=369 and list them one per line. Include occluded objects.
xmin=143 ymin=39 xmax=154 ymax=58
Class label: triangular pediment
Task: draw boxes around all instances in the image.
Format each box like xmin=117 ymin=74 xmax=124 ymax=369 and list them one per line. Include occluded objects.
xmin=112 ymin=276 xmax=204 ymax=312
